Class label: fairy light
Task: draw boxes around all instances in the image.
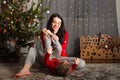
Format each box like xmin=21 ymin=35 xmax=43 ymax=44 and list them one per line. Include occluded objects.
xmin=94 ymin=12 xmax=97 ymax=15
xmin=63 ymin=11 xmax=64 ymax=14
xmin=47 ymin=10 xmax=50 ymax=14
xmin=96 ymin=18 xmax=98 ymax=21
xmin=102 ymin=20 xmax=105 ymax=23
xmin=93 ymin=24 xmax=97 ymax=27
xmin=112 ymin=23 xmax=114 ymax=26
xmin=86 ymin=23 xmax=88 ymax=26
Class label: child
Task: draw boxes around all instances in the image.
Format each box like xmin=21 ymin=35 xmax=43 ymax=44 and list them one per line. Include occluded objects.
xmin=44 ymin=29 xmax=85 ymax=76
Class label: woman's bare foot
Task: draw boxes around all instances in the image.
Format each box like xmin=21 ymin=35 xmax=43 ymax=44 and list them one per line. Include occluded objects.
xmin=14 ymin=69 xmax=31 ymax=78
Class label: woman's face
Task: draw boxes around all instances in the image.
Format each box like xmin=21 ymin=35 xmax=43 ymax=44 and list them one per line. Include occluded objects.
xmin=52 ymin=17 xmax=61 ymax=34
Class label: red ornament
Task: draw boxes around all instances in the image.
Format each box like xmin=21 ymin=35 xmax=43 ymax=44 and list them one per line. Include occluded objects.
xmin=0 ymin=28 xmax=2 ymax=33
xmin=30 ymin=19 xmax=34 ymax=24
xmin=3 ymin=29 xmax=7 ymax=34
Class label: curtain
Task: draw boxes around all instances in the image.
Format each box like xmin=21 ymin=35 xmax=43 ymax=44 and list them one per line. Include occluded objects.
xmin=116 ymin=0 xmax=120 ymax=37
xmin=42 ymin=0 xmax=118 ymax=57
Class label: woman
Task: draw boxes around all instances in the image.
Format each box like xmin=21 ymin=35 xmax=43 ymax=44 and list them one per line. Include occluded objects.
xmin=14 ymin=13 xmax=69 ymax=77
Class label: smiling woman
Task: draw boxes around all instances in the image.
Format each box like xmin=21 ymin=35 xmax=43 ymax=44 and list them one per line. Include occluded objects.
xmin=14 ymin=13 xmax=69 ymax=78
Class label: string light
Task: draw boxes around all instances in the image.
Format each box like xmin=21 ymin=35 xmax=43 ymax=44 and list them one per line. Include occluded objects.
xmin=63 ymin=11 xmax=64 ymax=14
xmin=94 ymin=12 xmax=97 ymax=15
xmin=112 ymin=24 xmax=114 ymax=26
xmin=96 ymin=18 xmax=98 ymax=21
xmin=47 ymin=10 xmax=50 ymax=14
xmin=86 ymin=24 xmax=88 ymax=26
xmin=93 ymin=24 xmax=96 ymax=27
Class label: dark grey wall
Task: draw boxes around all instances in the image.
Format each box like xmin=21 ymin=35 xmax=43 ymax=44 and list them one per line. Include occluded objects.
xmin=42 ymin=0 xmax=118 ymax=57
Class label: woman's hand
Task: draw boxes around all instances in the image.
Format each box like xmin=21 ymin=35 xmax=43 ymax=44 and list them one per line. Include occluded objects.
xmin=42 ymin=28 xmax=59 ymax=40
xmin=51 ymin=34 xmax=59 ymax=40
xmin=47 ymin=48 xmax=53 ymax=55
xmin=46 ymin=30 xmax=53 ymax=36
xmin=46 ymin=30 xmax=59 ymax=40
xmin=75 ymin=58 xmax=80 ymax=65
xmin=42 ymin=28 xmax=53 ymax=35
xmin=42 ymin=28 xmax=48 ymax=35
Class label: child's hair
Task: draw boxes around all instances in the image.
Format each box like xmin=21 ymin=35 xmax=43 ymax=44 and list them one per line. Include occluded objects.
xmin=54 ymin=61 xmax=72 ymax=77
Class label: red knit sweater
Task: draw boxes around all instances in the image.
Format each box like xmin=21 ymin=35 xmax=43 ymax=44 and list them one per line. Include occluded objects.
xmin=40 ymin=31 xmax=69 ymax=57
xmin=44 ymin=53 xmax=77 ymax=73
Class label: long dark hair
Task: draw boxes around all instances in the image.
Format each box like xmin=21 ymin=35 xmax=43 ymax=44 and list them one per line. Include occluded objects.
xmin=46 ymin=13 xmax=66 ymax=44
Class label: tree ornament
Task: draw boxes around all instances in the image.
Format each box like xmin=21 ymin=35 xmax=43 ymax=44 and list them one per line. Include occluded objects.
xmin=11 ymin=21 xmax=13 ymax=24
xmin=3 ymin=1 xmax=7 ymax=4
xmin=8 ymin=6 xmax=12 ymax=9
xmin=29 ymin=19 xmax=34 ymax=24
xmin=35 ymin=15 xmax=37 ymax=18
xmin=3 ymin=29 xmax=7 ymax=34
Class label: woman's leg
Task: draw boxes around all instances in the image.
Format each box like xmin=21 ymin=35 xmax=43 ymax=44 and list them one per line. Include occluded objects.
xmin=14 ymin=47 xmax=37 ymax=77
xmin=35 ymin=38 xmax=45 ymax=58
xmin=25 ymin=47 xmax=37 ymax=67
xmin=35 ymin=38 xmax=45 ymax=64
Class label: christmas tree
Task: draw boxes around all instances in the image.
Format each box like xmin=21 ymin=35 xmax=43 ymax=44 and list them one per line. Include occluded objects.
xmin=0 ymin=0 xmax=49 ymax=46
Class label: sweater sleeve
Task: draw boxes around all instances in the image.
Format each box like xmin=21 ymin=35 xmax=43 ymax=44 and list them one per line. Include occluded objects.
xmin=44 ymin=53 xmax=57 ymax=69
xmin=61 ymin=32 xmax=69 ymax=56
xmin=71 ymin=63 xmax=77 ymax=71
xmin=44 ymin=53 xmax=53 ymax=67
